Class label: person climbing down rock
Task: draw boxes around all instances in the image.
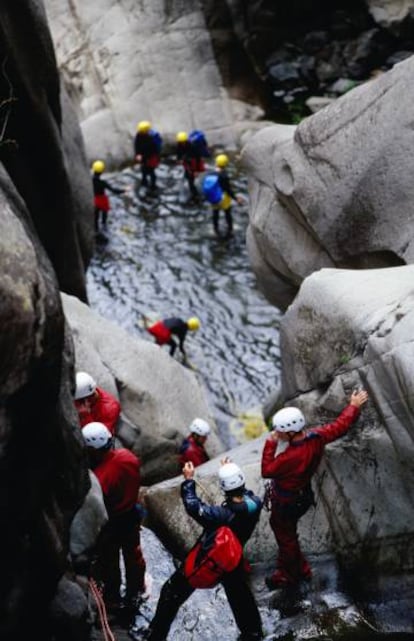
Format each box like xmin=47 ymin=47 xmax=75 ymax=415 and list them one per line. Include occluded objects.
xmin=178 ymin=417 xmax=211 ymax=468
xmin=134 ymin=120 xmax=163 ymax=191
xmin=129 ymin=459 xmax=263 ymax=641
xmin=261 ymin=389 xmax=369 ymax=590
xmin=143 ymin=315 xmax=200 ymax=361
xmin=74 ymin=371 xmax=121 ymax=436
xmin=175 ymin=130 xmax=209 ymax=201
xmin=92 ymin=160 xmax=124 ymax=232
xmin=202 ymin=153 xmax=244 ymax=238
xmin=82 ymin=422 xmax=148 ymax=622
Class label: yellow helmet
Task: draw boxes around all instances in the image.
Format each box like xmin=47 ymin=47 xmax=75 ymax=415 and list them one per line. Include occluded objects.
xmin=215 ymin=153 xmax=229 ymax=168
xmin=176 ymin=131 xmax=188 ymax=143
xmin=137 ymin=120 xmax=151 ymax=133
xmin=92 ymin=160 xmax=105 ymax=173
xmin=187 ymin=317 xmax=200 ymax=331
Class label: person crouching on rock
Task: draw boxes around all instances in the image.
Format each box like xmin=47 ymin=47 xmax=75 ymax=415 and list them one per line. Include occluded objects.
xmin=92 ymin=160 xmax=124 ymax=232
xmin=143 ymin=315 xmax=200 ymax=362
xmin=129 ymin=459 xmax=263 ymax=641
xmin=178 ymin=417 xmax=211 ymax=468
xmin=82 ymin=422 xmax=147 ymax=618
xmin=261 ymin=389 xmax=369 ymax=590
xmin=74 ymin=371 xmax=121 ymax=436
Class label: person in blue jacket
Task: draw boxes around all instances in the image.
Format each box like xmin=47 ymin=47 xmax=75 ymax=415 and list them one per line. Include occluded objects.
xmin=130 ymin=459 xmax=263 ymax=641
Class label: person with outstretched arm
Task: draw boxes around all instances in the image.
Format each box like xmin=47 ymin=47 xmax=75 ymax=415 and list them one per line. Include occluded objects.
xmin=261 ymin=389 xmax=369 ymax=589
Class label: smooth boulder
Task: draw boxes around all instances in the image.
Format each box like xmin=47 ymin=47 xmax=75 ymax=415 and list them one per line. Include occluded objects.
xmin=243 ymin=55 xmax=414 ymax=310
xmin=62 ymin=293 xmax=223 ymax=484
xmin=43 ymin=0 xmax=264 ymax=165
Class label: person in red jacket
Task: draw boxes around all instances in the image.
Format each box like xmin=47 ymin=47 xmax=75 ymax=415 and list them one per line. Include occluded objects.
xmin=178 ymin=417 xmax=211 ymax=468
xmin=82 ymin=422 xmax=147 ymax=617
xmin=74 ymin=371 xmax=121 ymax=435
xmin=261 ymin=389 xmax=369 ymax=589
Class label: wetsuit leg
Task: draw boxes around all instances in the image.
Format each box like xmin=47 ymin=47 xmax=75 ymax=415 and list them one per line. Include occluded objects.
xmin=224 ymin=207 xmax=233 ymax=237
xmin=168 ymin=338 xmax=177 ymax=356
xmin=149 ymin=168 xmax=157 ymax=190
xmin=269 ymin=507 xmax=304 ymax=582
xmin=94 ymin=207 xmax=100 ymax=231
xmin=102 ymin=210 xmax=108 ymax=228
xmin=212 ymin=209 xmax=220 ymax=235
xmin=118 ymin=513 xmax=146 ymax=600
xmin=146 ymin=570 xmax=194 ymax=641
xmin=185 ymin=170 xmax=198 ymax=198
xmin=221 ymin=567 xmax=263 ymax=639
xmin=141 ymin=165 xmax=149 ymax=187
xmin=92 ymin=522 xmax=122 ymax=606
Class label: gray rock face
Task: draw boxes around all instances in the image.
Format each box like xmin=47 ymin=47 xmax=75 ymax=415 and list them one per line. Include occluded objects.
xmin=281 ymin=266 xmax=414 ymax=570
xmin=69 ymin=471 xmax=107 ymax=565
xmin=0 ymin=1 xmax=94 ymax=301
xmin=0 ymin=168 xmax=90 ymax=638
xmin=144 ymin=267 xmax=414 ymax=579
xmin=367 ymin=0 xmax=414 ymax=25
xmin=62 ymin=293 xmax=223 ymax=484
xmin=243 ymin=55 xmax=414 ymax=310
xmin=43 ymin=0 xmax=264 ymax=166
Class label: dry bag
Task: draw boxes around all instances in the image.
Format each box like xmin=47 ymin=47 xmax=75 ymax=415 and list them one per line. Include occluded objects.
xmin=183 ymin=526 xmax=243 ymax=589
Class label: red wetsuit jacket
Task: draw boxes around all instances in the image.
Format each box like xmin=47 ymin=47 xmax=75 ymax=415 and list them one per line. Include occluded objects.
xmin=147 ymin=320 xmax=172 ymax=345
xmin=261 ymin=404 xmax=360 ymax=502
xmin=176 ymin=141 xmax=205 ymax=176
xmin=93 ymin=448 xmax=141 ymax=517
xmin=178 ymin=435 xmax=209 ymax=468
xmin=76 ymin=387 xmax=121 ymax=435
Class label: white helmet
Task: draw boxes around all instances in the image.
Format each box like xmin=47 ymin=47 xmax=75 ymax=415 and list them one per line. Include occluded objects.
xmin=75 ymin=372 xmax=97 ymax=400
xmin=82 ymin=422 xmax=112 ymax=450
xmin=218 ymin=462 xmax=245 ymax=492
xmin=190 ymin=418 xmax=211 ymax=437
xmin=272 ymin=407 xmax=305 ymax=433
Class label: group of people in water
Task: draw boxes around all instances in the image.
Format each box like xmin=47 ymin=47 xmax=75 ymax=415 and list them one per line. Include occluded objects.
xmin=73 ymin=366 xmax=369 ymax=641
xmin=92 ymin=120 xmax=243 ymax=239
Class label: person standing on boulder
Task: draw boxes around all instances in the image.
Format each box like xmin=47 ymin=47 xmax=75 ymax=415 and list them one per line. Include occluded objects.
xmin=178 ymin=417 xmax=211 ymax=468
xmin=261 ymin=389 xmax=369 ymax=589
xmin=82 ymin=422 xmax=147 ymax=618
xmin=142 ymin=315 xmax=200 ymax=362
xmin=134 ymin=120 xmax=162 ymax=191
xmin=74 ymin=371 xmax=121 ymax=436
xmin=92 ymin=160 xmax=124 ymax=232
xmin=129 ymin=459 xmax=263 ymax=641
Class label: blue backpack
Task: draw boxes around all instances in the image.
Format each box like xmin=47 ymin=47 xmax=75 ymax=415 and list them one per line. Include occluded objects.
xmin=150 ymin=128 xmax=163 ymax=152
xmin=202 ymin=173 xmax=223 ymax=205
xmin=189 ymin=129 xmax=210 ymax=157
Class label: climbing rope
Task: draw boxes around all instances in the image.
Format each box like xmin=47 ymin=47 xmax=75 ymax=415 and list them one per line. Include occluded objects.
xmin=89 ymin=578 xmax=117 ymax=641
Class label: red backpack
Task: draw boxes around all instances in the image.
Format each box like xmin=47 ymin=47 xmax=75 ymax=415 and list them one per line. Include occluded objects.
xmin=183 ymin=526 xmax=243 ymax=589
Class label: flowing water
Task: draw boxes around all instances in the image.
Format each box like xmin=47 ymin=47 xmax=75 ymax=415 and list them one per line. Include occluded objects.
xmin=87 ymin=160 xmax=281 ymax=447
xmin=87 ymin=162 xmax=413 ymax=641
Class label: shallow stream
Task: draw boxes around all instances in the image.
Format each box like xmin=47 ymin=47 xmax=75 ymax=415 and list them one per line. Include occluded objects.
xmin=87 ymin=160 xmax=281 ymax=447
